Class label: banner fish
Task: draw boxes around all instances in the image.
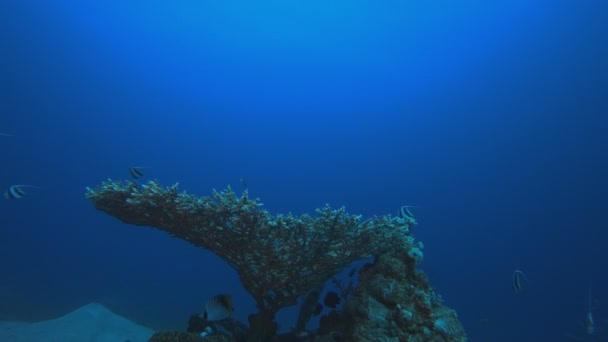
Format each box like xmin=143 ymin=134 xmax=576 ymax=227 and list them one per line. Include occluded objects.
xmin=129 ymin=167 xmax=145 ymax=179
xmin=512 ymin=269 xmax=528 ymax=294
xmin=4 ymin=185 xmax=40 ymax=199
xmin=202 ymin=294 xmax=233 ymax=321
xmin=398 ymin=205 xmax=417 ymax=220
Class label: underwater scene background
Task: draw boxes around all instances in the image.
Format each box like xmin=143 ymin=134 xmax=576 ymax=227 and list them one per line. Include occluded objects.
xmin=1 ymin=0 xmax=607 ymax=341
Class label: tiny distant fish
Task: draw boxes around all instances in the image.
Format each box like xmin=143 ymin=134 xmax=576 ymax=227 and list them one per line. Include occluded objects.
xmin=398 ymin=205 xmax=417 ymax=220
xmin=585 ymin=311 xmax=594 ymax=336
xmin=323 ymin=291 xmax=341 ymax=309
xmin=129 ymin=167 xmax=145 ymax=179
xmin=4 ymin=185 xmax=40 ymax=199
xmin=512 ymin=269 xmax=528 ymax=294
xmin=202 ymin=294 xmax=233 ymax=321
xmin=585 ymin=280 xmax=595 ymax=336
xmin=199 ymin=326 xmax=213 ymax=338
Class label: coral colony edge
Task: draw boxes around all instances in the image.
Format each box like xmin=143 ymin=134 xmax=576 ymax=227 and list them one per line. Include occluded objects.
xmin=85 ymin=179 xmax=466 ymax=342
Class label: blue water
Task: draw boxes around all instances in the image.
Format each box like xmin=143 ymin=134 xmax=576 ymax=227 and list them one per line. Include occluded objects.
xmin=1 ymin=1 xmax=607 ymax=341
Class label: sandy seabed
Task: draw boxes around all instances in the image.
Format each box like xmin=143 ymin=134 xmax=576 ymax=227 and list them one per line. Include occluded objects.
xmin=0 ymin=303 xmax=155 ymax=342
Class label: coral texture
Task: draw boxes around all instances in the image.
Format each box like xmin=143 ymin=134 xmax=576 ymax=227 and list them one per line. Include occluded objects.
xmin=86 ymin=180 xmax=416 ymax=315
xmin=86 ymin=179 xmax=465 ymax=341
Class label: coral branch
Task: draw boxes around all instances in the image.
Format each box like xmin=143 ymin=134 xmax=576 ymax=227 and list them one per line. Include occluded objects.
xmin=85 ymin=179 xmax=417 ymax=316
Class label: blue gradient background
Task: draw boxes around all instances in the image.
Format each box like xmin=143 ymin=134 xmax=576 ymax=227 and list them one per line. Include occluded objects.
xmin=1 ymin=1 xmax=607 ymax=341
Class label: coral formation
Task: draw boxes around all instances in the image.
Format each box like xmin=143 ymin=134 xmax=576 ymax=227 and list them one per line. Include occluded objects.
xmin=314 ymin=251 xmax=466 ymax=341
xmin=85 ymin=179 xmax=466 ymax=341
xmin=149 ymin=331 xmax=233 ymax=342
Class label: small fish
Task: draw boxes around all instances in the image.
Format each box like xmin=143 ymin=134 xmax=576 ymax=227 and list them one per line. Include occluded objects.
xmin=323 ymin=291 xmax=341 ymax=309
xmin=512 ymin=269 xmax=528 ymax=294
xmin=129 ymin=167 xmax=145 ymax=179
xmin=585 ymin=312 xmax=594 ymax=336
xmin=4 ymin=185 xmax=40 ymax=199
xmin=585 ymin=281 xmax=595 ymax=335
xmin=202 ymin=294 xmax=233 ymax=321
xmin=199 ymin=326 xmax=213 ymax=338
xmin=398 ymin=205 xmax=417 ymax=220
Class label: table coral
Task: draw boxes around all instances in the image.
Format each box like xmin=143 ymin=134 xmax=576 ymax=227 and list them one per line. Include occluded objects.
xmin=85 ymin=179 xmax=465 ymax=341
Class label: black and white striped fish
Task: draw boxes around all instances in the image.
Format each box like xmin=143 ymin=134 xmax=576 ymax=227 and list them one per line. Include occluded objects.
xmin=512 ymin=269 xmax=528 ymax=294
xmin=202 ymin=294 xmax=233 ymax=321
xmin=129 ymin=167 xmax=145 ymax=179
xmin=398 ymin=205 xmax=417 ymax=220
xmin=4 ymin=185 xmax=40 ymax=199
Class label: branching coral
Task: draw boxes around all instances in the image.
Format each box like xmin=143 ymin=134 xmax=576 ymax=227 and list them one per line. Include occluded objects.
xmin=85 ymin=180 xmax=417 ymax=338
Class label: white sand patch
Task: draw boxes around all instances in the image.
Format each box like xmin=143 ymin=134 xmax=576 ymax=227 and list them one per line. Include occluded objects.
xmin=0 ymin=302 xmax=155 ymax=342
